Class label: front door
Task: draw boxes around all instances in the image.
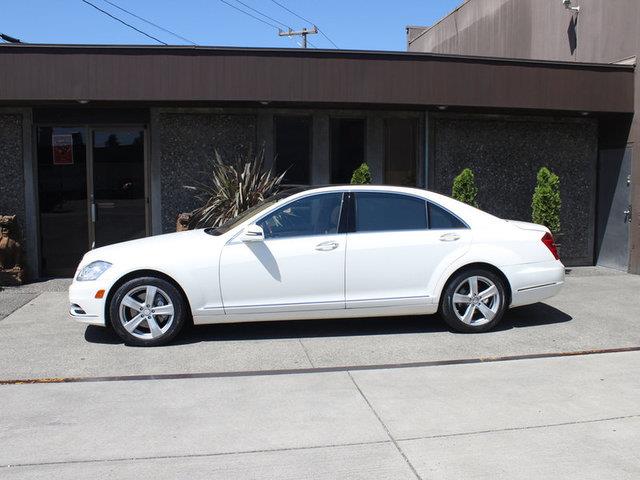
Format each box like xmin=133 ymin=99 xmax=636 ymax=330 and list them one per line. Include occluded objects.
xmin=219 ymin=192 xmax=346 ymax=314
xmin=37 ymin=126 xmax=147 ymax=277
xmin=596 ymin=147 xmax=632 ymax=271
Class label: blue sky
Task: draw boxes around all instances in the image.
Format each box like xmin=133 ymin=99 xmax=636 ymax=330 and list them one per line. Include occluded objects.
xmin=1 ymin=0 xmax=462 ymax=51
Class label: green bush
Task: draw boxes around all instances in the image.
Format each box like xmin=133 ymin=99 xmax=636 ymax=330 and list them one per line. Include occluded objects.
xmin=350 ymin=163 xmax=372 ymax=184
xmin=532 ymin=167 xmax=561 ymax=234
xmin=452 ymin=168 xmax=479 ymax=208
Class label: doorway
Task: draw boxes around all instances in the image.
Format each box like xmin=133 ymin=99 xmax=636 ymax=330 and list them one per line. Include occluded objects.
xmin=596 ymin=147 xmax=632 ymax=271
xmin=37 ymin=126 xmax=147 ymax=277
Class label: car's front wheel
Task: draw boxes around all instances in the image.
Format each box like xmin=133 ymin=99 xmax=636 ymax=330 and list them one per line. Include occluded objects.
xmin=440 ymin=268 xmax=507 ymax=333
xmin=109 ymin=276 xmax=187 ymax=346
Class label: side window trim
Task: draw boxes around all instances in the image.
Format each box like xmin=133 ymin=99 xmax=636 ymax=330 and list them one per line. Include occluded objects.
xmin=338 ymin=192 xmax=355 ymax=234
xmin=425 ymin=199 xmax=430 ymax=229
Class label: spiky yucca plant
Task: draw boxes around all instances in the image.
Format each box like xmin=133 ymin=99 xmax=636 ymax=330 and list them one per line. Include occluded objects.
xmin=185 ymin=148 xmax=285 ymax=229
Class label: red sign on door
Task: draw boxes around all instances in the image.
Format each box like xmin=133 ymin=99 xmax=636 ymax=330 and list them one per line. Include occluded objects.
xmin=52 ymin=134 xmax=74 ymax=165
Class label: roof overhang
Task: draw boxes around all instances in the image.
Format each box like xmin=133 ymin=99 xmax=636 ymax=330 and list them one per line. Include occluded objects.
xmin=0 ymin=44 xmax=634 ymax=113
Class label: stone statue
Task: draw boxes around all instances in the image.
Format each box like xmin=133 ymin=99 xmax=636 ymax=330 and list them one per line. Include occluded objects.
xmin=176 ymin=212 xmax=192 ymax=232
xmin=0 ymin=215 xmax=25 ymax=286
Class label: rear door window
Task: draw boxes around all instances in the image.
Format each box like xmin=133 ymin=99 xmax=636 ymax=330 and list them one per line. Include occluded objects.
xmin=354 ymin=192 xmax=427 ymax=232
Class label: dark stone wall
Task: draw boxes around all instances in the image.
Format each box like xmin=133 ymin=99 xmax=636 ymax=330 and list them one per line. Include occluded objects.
xmin=0 ymin=113 xmax=25 ymax=242
xmin=158 ymin=113 xmax=256 ymax=233
xmin=432 ymin=115 xmax=598 ymax=266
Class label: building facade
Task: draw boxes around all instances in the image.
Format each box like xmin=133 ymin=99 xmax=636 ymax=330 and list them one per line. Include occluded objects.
xmin=0 ymin=44 xmax=634 ymax=279
xmin=408 ymin=0 xmax=640 ymax=273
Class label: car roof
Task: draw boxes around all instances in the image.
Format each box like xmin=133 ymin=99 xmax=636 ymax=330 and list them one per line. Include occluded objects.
xmin=278 ymin=184 xmax=501 ymax=228
xmin=282 ymin=184 xmax=429 ymax=195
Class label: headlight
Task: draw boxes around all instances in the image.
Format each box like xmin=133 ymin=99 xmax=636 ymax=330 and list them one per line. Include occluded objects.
xmin=76 ymin=261 xmax=112 ymax=281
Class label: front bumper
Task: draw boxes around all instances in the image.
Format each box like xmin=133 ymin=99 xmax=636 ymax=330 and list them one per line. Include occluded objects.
xmin=68 ymin=280 xmax=108 ymax=326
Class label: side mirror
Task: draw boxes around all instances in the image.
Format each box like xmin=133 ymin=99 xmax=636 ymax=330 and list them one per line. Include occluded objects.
xmin=240 ymin=224 xmax=264 ymax=242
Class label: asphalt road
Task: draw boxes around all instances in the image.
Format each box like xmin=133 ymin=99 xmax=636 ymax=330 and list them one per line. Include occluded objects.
xmin=1 ymin=267 xmax=639 ymax=478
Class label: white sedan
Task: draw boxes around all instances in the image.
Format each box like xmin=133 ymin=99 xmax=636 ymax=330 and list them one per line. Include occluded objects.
xmin=69 ymin=185 xmax=564 ymax=346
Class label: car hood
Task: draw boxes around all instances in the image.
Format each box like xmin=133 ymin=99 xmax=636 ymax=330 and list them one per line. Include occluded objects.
xmin=80 ymin=229 xmax=224 ymax=267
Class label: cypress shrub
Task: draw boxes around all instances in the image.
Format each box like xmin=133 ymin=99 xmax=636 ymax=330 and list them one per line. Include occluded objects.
xmin=350 ymin=163 xmax=372 ymax=184
xmin=452 ymin=168 xmax=479 ymax=208
xmin=532 ymin=166 xmax=561 ymax=234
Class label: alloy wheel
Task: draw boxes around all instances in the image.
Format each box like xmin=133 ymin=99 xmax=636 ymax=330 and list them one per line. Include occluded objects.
xmin=118 ymin=285 xmax=175 ymax=340
xmin=452 ymin=275 xmax=501 ymax=326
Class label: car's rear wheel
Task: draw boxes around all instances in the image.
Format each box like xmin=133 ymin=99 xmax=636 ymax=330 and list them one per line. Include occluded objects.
xmin=110 ymin=276 xmax=186 ymax=346
xmin=440 ymin=268 xmax=507 ymax=333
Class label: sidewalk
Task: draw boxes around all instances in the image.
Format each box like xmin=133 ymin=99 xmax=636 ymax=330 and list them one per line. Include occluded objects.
xmin=1 ymin=351 xmax=639 ymax=479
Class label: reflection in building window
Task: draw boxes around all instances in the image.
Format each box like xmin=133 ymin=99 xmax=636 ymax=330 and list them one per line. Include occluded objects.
xmin=330 ymin=118 xmax=365 ymax=184
xmin=385 ymin=118 xmax=418 ymax=186
xmin=275 ymin=116 xmax=311 ymax=185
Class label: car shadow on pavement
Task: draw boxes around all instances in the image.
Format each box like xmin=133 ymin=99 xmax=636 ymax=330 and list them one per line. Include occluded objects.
xmin=84 ymin=302 xmax=572 ymax=346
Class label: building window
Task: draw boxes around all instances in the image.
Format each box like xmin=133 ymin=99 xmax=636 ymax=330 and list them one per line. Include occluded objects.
xmin=330 ymin=118 xmax=365 ymax=184
xmin=274 ymin=115 xmax=311 ymax=185
xmin=384 ymin=118 xmax=418 ymax=186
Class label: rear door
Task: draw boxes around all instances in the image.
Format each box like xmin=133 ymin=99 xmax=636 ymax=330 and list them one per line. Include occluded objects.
xmin=345 ymin=192 xmax=471 ymax=309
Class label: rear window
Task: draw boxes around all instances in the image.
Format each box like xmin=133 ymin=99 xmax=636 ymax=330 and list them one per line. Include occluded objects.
xmin=428 ymin=202 xmax=467 ymax=229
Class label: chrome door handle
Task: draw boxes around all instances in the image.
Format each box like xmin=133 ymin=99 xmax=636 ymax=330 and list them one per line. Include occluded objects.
xmin=439 ymin=233 xmax=460 ymax=242
xmin=315 ymin=241 xmax=339 ymax=251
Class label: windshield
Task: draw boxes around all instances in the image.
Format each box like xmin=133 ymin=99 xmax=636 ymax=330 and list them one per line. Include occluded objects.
xmin=204 ymin=187 xmax=309 ymax=236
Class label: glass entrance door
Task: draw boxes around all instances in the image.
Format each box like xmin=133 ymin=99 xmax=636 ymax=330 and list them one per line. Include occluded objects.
xmin=91 ymin=129 xmax=146 ymax=248
xmin=37 ymin=126 xmax=147 ymax=277
xmin=37 ymin=127 xmax=89 ymax=277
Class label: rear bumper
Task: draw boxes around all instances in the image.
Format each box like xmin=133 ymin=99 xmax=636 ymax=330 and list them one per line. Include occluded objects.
xmin=68 ymin=281 xmax=108 ymax=326
xmin=503 ymin=260 xmax=565 ymax=307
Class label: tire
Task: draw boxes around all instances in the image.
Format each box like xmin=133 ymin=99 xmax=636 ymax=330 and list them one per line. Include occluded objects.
xmin=439 ymin=268 xmax=507 ymax=333
xmin=109 ymin=276 xmax=187 ymax=346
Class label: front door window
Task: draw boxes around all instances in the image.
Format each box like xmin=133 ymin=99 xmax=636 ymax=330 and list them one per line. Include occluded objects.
xmin=257 ymin=193 xmax=343 ymax=239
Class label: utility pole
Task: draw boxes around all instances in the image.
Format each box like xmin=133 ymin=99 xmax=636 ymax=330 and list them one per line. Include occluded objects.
xmin=278 ymin=25 xmax=318 ymax=48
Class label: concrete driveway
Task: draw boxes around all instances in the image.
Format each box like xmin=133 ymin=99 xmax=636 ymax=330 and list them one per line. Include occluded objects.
xmin=1 ymin=267 xmax=639 ymax=478
xmin=0 ymin=267 xmax=638 ymax=380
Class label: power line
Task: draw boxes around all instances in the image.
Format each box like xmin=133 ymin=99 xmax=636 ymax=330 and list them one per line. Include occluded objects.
xmin=233 ymin=0 xmax=291 ymax=30
xmin=269 ymin=0 xmax=339 ymax=48
xmin=80 ymin=0 xmax=168 ymax=45
xmin=101 ymin=0 xmax=197 ymax=45
xmin=218 ymin=0 xmax=281 ymax=30
xmin=218 ymin=0 xmax=318 ymax=48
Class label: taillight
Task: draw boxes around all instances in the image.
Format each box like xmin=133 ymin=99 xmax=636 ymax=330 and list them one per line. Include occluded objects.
xmin=541 ymin=232 xmax=560 ymax=260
